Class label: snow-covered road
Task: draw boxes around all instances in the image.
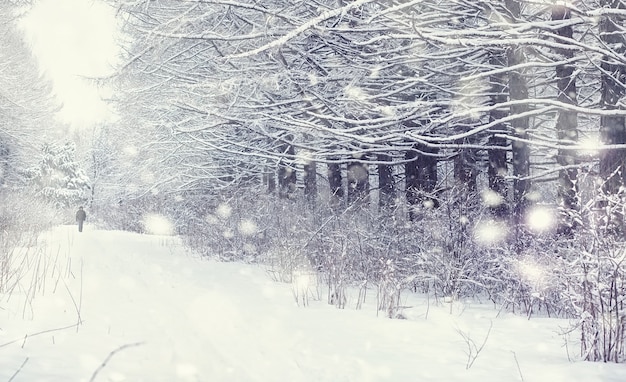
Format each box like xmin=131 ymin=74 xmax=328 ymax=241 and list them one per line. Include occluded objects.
xmin=2 ymin=226 xmax=626 ymax=381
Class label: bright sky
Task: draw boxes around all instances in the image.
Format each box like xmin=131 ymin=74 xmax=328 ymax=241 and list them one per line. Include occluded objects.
xmin=20 ymin=0 xmax=120 ymax=128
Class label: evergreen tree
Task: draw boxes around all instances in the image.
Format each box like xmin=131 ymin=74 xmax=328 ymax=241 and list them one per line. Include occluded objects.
xmin=26 ymin=142 xmax=91 ymax=209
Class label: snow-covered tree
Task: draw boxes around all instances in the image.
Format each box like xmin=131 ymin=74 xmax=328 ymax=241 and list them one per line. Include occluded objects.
xmin=25 ymin=142 xmax=90 ymax=209
xmin=105 ymin=1 xmax=626 ymax=362
xmin=0 ymin=4 xmax=60 ymax=190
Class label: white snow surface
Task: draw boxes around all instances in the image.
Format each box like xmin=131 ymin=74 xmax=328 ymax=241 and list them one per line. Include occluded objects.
xmin=2 ymin=226 xmax=626 ymax=382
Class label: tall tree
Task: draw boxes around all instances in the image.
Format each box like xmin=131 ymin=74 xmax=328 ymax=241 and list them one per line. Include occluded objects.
xmin=377 ymin=154 xmax=395 ymax=210
xmin=487 ymin=49 xmax=509 ymax=218
xmin=0 ymin=4 xmax=59 ymax=190
xmin=347 ymin=157 xmax=369 ymax=206
xmin=303 ymin=160 xmax=317 ymax=205
xmin=505 ymin=0 xmax=531 ymax=238
xmin=25 ymin=142 xmax=90 ymax=209
xmin=328 ymin=162 xmax=344 ymax=207
xmin=599 ymin=0 xmax=626 ymax=193
xmin=278 ymin=138 xmax=297 ymax=199
xmin=405 ymin=144 xmax=439 ymax=221
xmin=598 ymin=0 xmax=626 ymax=233
xmin=553 ymin=4 xmax=579 ymax=235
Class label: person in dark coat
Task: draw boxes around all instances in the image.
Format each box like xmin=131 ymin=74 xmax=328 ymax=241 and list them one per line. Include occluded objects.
xmin=76 ymin=206 xmax=86 ymax=232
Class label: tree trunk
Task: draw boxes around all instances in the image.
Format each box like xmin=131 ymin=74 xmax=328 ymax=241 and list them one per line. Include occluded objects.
xmin=405 ymin=144 xmax=439 ymax=221
xmin=278 ymin=142 xmax=296 ymax=199
xmin=598 ymin=0 xmax=626 ymax=233
xmin=487 ymin=49 xmax=509 ymax=217
xmin=553 ymin=5 xmax=579 ymax=236
xmin=328 ymin=162 xmax=343 ymax=207
xmin=378 ymin=154 xmax=396 ymax=210
xmin=347 ymin=159 xmax=369 ymax=206
xmin=264 ymin=170 xmax=276 ymax=194
xmin=405 ymin=148 xmax=419 ymax=221
xmin=453 ymin=145 xmax=477 ymax=193
xmin=303 ymin=160 xmax=317 ymax=205
xmin=599 ymin=0 xmax=626 ymax=194
xmin=506 ymin=0 xmax=530 ymax=236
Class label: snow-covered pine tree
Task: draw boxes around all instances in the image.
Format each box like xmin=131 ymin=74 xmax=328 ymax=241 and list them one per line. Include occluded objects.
xmin=26 ymin=142 xmax=90 ymax=209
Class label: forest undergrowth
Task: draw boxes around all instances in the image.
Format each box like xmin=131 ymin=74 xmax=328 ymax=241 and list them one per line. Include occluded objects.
xmin=0 ymin=192 xmax=70 ymax=319
xmin=175 ymin=188 xmax=626 ymax=363
xmin=5 ymin=183 xmax=623 ymax=362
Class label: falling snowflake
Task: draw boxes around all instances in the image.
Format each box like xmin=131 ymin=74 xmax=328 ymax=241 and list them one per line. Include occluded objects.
xmin=143 ymin=213 xmax=174 ymax=235
xmin=514 ymin=256 xmax=548 ymax=294
xmin=577 ymin=136 xmax=602 ymax=157
xmin=216 ymin=203 xmax=232 ymax=219
xmin=481 ymin=189 xmax=504 ymax=208
xmin=344 ymin=84 xmax=368 ymax=101
xmin=238 ymin=219 xmax=258 ymax=236
xmin=474 ymin=219 xmax=508 ymax=245
xmin=526 ymin=206 xmax=555 ymax=233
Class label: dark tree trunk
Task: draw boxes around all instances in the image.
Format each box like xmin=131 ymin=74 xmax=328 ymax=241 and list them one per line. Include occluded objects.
xmin=487 ymin=49 xmax=509 ymax=217
xmin=405 ymin=144 xmax=439 ymax=221
xmin=405 ymin=149 xmax=419 ymax=221
xmin=505 ymin=0 xmax=530 ymax=246
xmin=328 ymin=162 xmax=343 ymax=206
xmin=453 ymin=146 xmax=477 ymax=193
xmin=509 ymin=57 xmax=530 ymax=234
xmin=347 ymin=159 xmax=369 ymax=206
xmin=599 ymin=0 xmax=626 ymax=194
xmin=378 ymin=154 xmax=396 ymax=210
xmin=598 ymin=0 xmax=626 ymax=233
xmin=278 ymin=143 xmax=296 ymax=199
xmin=303 ymin=160 xmax=317 ymax=205
xmin=553 ymin=5 xmax=579 ymax=236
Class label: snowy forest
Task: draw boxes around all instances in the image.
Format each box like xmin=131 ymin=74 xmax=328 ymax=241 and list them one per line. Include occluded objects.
xmin=3 ymin=0 xmax=626 ymax=366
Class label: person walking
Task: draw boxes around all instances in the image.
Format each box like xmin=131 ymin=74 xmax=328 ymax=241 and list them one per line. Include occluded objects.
xmin=76 ymin=206 xmax=86 ymax=232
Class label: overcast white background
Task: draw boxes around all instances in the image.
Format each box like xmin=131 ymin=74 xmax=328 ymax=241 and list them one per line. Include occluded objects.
xmin=20 ymin=0 xmax=119 ymax=128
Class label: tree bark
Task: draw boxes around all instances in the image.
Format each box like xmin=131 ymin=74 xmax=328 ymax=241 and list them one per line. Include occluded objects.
xmin=378 ymin=154 xmax=396 ymax=210
xmin=347 ymin=159 xmax=369 ymax=206
xmin=487 ymin=49 xmax=509 ymax=217
xmin=263 ymin=168 xmax=276 ymax=194
xmin=598 ymin=0 xmax=626 ymax=233
xmin=405 ymin=144 xmax=439 ymax=221
xmin=599 ymin=0 xmax=626 ymax=194
xmin=303 ymin=160 xmax=317 ymax=205
xmin=553 ymin=5 xmax=579 ymax=236
xmin=278 ymin=142 xmax=296 ymax=199
xmin=328 ymin=162 xmax=343 ymax=207
xmin=454 ymin=145 xmax=477 ymax=193
xmin=506 ymin=0 xmax=530 ymax=233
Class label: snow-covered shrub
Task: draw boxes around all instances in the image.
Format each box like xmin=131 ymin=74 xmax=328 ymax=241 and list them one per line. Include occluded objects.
xmin=0 ymin=191 xmax=55 ymax=294
xmin=376 ymin=257 xmax=403 ymax=318
xmin=180 ymin=190 xmax=267 ymax=261
xmin=575 ymin=240 xmax=625 ymax=362
xmin=477 ymin=241 xmax=569 ymax=318
xmin=557 ymin=209 xmax=626 ymax=362
xmin=406 ymin=187 xmax=493 ymax=302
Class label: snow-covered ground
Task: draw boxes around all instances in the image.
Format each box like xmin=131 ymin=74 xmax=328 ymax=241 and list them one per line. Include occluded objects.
xmin=2 ymin=226 xmax=625 ymax=382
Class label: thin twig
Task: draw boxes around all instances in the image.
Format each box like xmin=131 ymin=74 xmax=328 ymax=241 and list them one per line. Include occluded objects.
xmin=458 ymin=320 xmax=493 ymax=369
xmin=0 ymin=323 xmax=81 ymax=349
xmin=62 ymin=278 xmax=83 ymax=331
xmin=511 ymin=351 xmax=524 ymax=381
xmin=89 ymin=342 xmax=144 ymax=382
xmin=8 ymin=357 xmax=29 ymax=382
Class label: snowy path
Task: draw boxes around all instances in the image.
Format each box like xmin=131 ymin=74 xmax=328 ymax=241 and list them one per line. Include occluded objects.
xmin=2 ymin=226 xmax=626 ymax=381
